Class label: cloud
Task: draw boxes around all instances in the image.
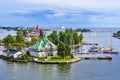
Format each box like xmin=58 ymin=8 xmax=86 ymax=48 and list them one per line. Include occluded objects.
xmin=1 ymin=0 xmax=120 ymax=14
xmin=1 ymin=0 xmax=120 ymax=27
xmin=12 ymin=0 xmax=120 ymax=10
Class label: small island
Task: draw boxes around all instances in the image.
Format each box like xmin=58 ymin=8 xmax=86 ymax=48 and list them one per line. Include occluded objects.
xmin=76 ymin=28 xmax=91 ymax=32
xmin=113 ymin=31 xmax=120 ymax=39
xmin=0 ymin=25 xmax=83 ymax=64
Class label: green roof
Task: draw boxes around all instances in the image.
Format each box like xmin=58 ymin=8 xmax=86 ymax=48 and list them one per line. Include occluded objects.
xmin=29 ymin=39 xmax=57 ymax=50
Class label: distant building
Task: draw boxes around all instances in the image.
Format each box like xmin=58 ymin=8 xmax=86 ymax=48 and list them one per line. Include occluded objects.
xmin=25 ymin=37 xmax=31 ymax=42
xmin=27 ymin=25 xmax=46 ymax=37
xmin=2 ymin=49 xmax=24 ymax=58
xmin=27 ymin=25 xmax=40 ymax=36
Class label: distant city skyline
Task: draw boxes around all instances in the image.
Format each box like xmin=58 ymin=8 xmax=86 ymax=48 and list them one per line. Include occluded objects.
xmin=1 ymin=0 xmax=120 ymax=28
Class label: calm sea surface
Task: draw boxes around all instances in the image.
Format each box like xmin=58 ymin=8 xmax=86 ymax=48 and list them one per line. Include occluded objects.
xmin=0 ymin=28 xmax=120 ymax=80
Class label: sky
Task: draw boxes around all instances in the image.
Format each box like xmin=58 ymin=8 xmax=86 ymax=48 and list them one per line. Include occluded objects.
xmin=0 ymin=0 xmax=120 ymax=28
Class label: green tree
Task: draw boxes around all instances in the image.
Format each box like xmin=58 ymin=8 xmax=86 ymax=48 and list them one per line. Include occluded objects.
xmin=14 ymin=43 xmax=22 ymax=50
xmin=65 ymin=29 xmax=70 ymax=33
xmin=0 ymin=39 xmax=4 ymax=43
xmin=4 ymin=35 xmax=16 ymax=48
xmin=30 ymin=37 xmax=38 ymax=45
xmin=48 ymin=31 xmax=59 ymax=45
xmin=17 ymin=29 xmax=23 ymax=35
xmin=66 ymin=33 xmax=71 ymax=45
xmin=16 ymin=28 xmax=25 ymax=43
xmin=24 ymin=52 xmax=29 ymax=60
xmin=57 ymin=41 xmax=66 ymax=58
xmin=7 ymin=43 xmax=12 ymax=48
xmin=16 ymin=34 xmax=25 ymax=43
xmin=4 ymin=35 xmax=16 ymax=43
xmin=73 ymin=32 xmax=79 ymax=44
xmin=23 ymin=29 xmax=28 ymax=37
xmin=39 ymin=29 xmax=43 ymax=37
xmin=57 ymin=41 xmax=71 ymax=58
xmin=65 ymin=44 xmax=71 ymax=56
xmin=117 ymin=31 xmax=120 ymax=36
xmin=79 ymin=33 xmax=83 ymax=43
xmin=59 ymin=31 xmax=67 ymax=43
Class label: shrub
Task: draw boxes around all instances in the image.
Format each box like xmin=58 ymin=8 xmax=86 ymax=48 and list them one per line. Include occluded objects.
xmin=15 ymin=57 xmax=24 ymax=60
xmin=14 ymin=55 xmax=33 ymax=61
xmin=65 ymin=56 xmax=71 ymax=60
xmin=51 ymin=56 xmax=63 ymax=60
xmin=38 ymin=57 xmax=45 ymax=61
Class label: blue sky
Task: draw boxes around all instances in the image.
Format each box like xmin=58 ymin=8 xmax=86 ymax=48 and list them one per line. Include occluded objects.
xmin=0 ymin=0 xmax=120 ymax=28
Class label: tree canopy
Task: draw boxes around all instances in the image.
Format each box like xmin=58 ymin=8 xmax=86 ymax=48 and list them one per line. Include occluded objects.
xmin=57 ymin=41 xmax=71 ymax=58
xmin=48 ymin=28 xmax=83 ymax=58
xmin=48 ymin=28 xmax=83 ymax=46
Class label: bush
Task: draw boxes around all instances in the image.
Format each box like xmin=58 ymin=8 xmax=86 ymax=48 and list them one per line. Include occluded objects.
xmin=38 ymin=57 xmax=45 ymax=61
xmin=65 ymin=56 xmax=71 ymax=60
xmin=27 ymin=57 xmax=33 ymax=60
xmin=14 ymin=55 xmax=33 ymax=61
xmin=51 ymin=56 xmax=63 ymax=60
xmin=15 ymin=57 xmax=25 ymax=60
xmin=71 ymin=54 xmax=74 ymax=58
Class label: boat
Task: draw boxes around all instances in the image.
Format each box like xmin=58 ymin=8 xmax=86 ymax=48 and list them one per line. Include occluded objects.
xmin=76 ymin=49 xmax=81 ymax=54
xmin=102 ymin=46 xmax=118 ymax=54
xmin=88 ymin=31 xmax=101 ymax=53
xmin=88 ymin=46 xmax=100 ymax=52
xmin=98 ymin=55 xmax=112 ymax=60
xmin=102 ymin=32 xmax=118 ymax=54
xmin=76 ymin=49 xmax=88 ymax=54
xmin=84 ymin=57 xmax=90 ymax=59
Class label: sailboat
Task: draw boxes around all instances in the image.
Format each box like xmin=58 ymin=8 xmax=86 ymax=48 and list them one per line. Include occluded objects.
xmin=88 ymin=46 xmax=100 ymax=52
xmin=102 ymin=46 xmax=118 ymax=54
xmin=88 ymin=31 xmax=100 ymax=53
xmin=102 ymin=31 xmax=118 ymax=54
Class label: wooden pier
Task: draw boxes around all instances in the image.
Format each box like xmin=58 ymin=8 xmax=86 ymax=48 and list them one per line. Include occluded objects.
xmin=83 ymin=42 xmax=98 ymax=45
xmin=76 ymin=55 xmax=112 ymax=60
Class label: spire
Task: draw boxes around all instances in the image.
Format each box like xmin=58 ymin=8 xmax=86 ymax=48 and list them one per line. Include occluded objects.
xmin=36 ymin=25 xmax=39 ymax=32
xmin=35 ymin=25 xmax=39 ymax=33
xmin=32 ymin=25 xmax=40 ymax=33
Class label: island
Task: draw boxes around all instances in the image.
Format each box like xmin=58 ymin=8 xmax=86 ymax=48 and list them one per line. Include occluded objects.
xmin=113 ymin=31 xmax=120 ymax=39
xmin=0 ymin=25 xmax=83 ymax=64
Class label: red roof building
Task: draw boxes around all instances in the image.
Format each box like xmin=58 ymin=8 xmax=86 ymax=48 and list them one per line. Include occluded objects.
xmin=27 ymin=25 xmax=47 ymax=37
xmin=32 ymin=25 xmax=40 ymax=33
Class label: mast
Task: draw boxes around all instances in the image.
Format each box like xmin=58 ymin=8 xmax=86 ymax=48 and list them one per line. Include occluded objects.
xmin=93 ymin=30 xmax=96 ymax=45
xmin=110 ymin=31 xmax=112 ymax=47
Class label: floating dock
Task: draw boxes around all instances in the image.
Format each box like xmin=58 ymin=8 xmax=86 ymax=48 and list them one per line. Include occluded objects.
xmin=83 ymin=42 xmax=98 ymax=45
xmin=76 ymin=54 xmax=112 ymax=60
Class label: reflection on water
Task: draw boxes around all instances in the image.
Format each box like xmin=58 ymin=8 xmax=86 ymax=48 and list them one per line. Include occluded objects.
xmin=0 ymin=60 xmax=71 ymax=80
xmin=36 ymin=64 xmax=71 ymax=80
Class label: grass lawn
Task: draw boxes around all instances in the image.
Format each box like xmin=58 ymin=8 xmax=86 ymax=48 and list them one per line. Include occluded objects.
xmin=48 ymin=58 xmax=71 ymax=62
xmin=38 ymin=56 xmax=71 ymax=62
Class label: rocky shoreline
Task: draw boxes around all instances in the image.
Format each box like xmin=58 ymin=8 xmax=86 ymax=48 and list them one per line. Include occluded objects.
xmin=0 ymin=55 xmax=80 ymax=64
